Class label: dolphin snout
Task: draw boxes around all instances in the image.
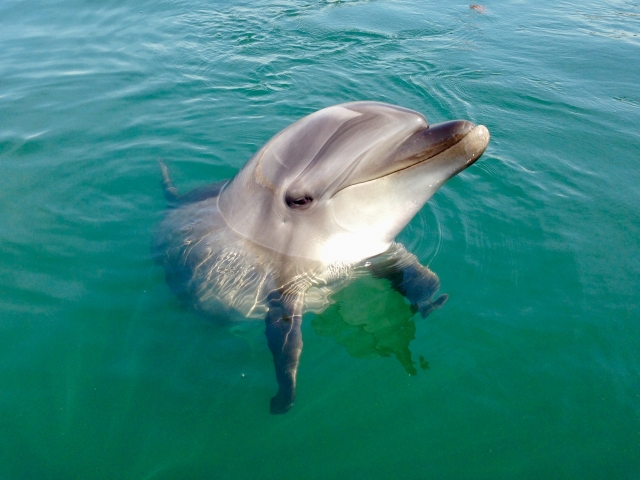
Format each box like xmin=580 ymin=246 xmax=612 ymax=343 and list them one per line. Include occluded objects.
xmin=413 ymin=119 xmax=476 ymax=158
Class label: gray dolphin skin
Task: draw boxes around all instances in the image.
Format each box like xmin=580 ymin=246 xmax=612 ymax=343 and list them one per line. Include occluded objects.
xmin=154 ymin=101 xmax=490 ymax=414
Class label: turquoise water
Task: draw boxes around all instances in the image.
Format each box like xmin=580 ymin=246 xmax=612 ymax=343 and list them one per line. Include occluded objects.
xmin=1 ymin=0 xmax=639 ymax=478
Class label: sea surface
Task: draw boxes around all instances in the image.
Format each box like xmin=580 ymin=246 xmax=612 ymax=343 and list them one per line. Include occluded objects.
xmin=1 ymin=0 xmax=639 ymax=478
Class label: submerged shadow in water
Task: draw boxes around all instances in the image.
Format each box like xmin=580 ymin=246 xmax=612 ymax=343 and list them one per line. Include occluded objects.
xmin=311 ymin=273 xmax=446 ymax=375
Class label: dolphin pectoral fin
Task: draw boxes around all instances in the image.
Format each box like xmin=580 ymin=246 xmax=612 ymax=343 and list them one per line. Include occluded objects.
xmin=417 ymin=293 xmax=448 ymax=318
xmin=265 ymin=291 xmax=304 ymax=414
xmin=158 ymin=159 xmax=179 ymax=203
xmin=393 ymin=263 xmax=447 ymax=319
xmin=371 ymin=247 xmax=446 ymax=319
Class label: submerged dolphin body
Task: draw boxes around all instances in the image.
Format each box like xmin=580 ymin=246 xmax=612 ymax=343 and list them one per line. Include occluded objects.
xmin=154 ymin=102 xmax=490 ymax=413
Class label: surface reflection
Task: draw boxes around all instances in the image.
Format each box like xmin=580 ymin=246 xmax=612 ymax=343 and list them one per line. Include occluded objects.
xmin=311 ymin=273 xmax=446 ymax=375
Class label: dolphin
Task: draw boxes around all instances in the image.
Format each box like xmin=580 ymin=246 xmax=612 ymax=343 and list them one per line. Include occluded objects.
xmin=154 ymin=101 xmax=490 ymax=414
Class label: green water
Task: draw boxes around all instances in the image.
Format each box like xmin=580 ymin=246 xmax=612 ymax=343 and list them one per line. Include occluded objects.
xmin=1 ymin=0 xmax=639 ymax=478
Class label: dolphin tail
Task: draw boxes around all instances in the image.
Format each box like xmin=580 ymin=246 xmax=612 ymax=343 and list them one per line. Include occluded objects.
xmin=158 ymin=158 xmax=179 ymax=203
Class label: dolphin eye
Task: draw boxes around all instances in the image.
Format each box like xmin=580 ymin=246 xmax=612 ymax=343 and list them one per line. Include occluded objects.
xmin=285 ymin=195 xmax=314 ymax=209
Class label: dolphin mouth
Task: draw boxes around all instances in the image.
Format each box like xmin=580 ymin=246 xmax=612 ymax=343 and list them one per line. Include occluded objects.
xmin=376 ymin=120 xmax=488 ymax=178
xmin=392 ymin=120 xmax=477 ymax=167
xmin=334 ymin=121 xmax=489 ymax=195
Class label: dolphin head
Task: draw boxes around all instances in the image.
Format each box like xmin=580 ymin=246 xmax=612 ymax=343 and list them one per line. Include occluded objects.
xmin=218 ymin=101 xmax=489 ymax=264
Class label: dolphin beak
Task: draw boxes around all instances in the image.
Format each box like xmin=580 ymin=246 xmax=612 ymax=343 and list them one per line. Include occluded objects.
xmin=388 ymin=120 xmax=476 ymax=168
xmin=330 ymin=119 xmax=489 ymax=197
xmin=410 ymin=121 xmax=489 ymax=182
xmin=343 ymin=120 xmax=484 ymax=188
